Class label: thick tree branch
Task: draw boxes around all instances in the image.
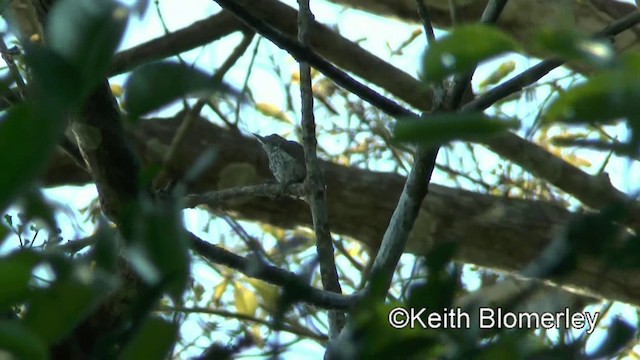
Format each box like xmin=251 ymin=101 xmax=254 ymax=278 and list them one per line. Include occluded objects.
xmin=72 ymin=81 xmax=142 ymax=218
xmin=109 ymin=11 xmax=247 ymax=75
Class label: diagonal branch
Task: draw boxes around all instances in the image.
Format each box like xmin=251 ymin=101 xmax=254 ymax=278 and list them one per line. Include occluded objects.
xmin=109 ymin=11 xmax=247 ymax=74
xmin=189 ymin=232 xmax=354 ymax=310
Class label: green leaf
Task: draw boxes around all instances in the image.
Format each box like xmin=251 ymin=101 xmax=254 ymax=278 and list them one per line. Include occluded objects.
xmin=47 ymin=0 xmax=128 ymax=94
xmin=535 ymin=28 xmax=616 ymax=68
xmin=355 ymin=303 xmax=441 ymax=359
xmin=0 ymin=105 xmax=63 ymax=213
xmin=407 ymin=244 xmax=458 ymax=312
xmin=121 ymin=317 xmax=177 ymax=360
xmin=0 ymin=321 xmax=48 ymax=360
xmin=24 ymin=46 xmax=83 ymax=110
xmin=120 ymin=195 xmax=190 ymax=300
xmin=0 ymin=223 xmax=6 ymax=248
xmin=124 ymin=62 xmax=221 ymax=119
xmin=421 ymin=25 xmax=518 ymax=83
xmin=24 ymin=277 xmax=112 ymax=344
xmin=544 ymin=70 xmax=640 ymax=124
xmin=394 ymin=113 xmax=519 ymax=146
xmin=92 ymin=222 xmax=119 ymax=272
xmin=0 ymin=251 xmax=40 ymax=311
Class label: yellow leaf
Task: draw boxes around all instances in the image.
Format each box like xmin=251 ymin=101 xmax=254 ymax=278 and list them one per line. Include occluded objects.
xmin=234 ymin=282 xmax=258 ymax=317
xmin=110 ymin=83 xmax=124 ymax=97
xmin=246 ymin=278 xmax=280 ymax=311
xmin=250 ymin=325 xmax=265 ymax=348
xmin=313 ymin=78 xmax=337 ymax=97
xmin=255 ymin=102 xmax=292 ymax=124
xmin=565 ymin=153 xmax=592 ymax=168
xmin=336 ymin=155 xmax=350 ymax=166
xmin=212 ymin=279 xmax=229 ymax=304
xmin=260 ymin=224 xmax=285 ymax=240
xmin=479 ymin=60 xmax=516 ymax=88
xmin=347 ymin=243 xmax=363 ymax=259
xmin=291 ymin=70 xmax=300 ymax=84
xmin=291 ymin=68 xmax=319 ymax=84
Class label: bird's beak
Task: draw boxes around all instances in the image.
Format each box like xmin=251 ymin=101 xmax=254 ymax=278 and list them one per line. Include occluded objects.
xmin=253 ymin=133 xmax=265 ymax=142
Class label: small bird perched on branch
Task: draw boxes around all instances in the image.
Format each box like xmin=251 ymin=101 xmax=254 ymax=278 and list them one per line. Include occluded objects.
xmin=253 ymin=133 xmax=307 ymax=191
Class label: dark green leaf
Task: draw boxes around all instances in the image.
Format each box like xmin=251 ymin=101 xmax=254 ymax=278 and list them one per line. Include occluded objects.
xmin=0 ymin=251 xmax=40 ymax=311
xmin=0 ymin=222 xmax=7 ymax=248
xmin=544 ymin=72 xmax=640 ymax=124
xmin=24 ymin=277 xmax=112 ymax=344
xmin=394 ymin=113 xmax=519 ymax=146
xmin=425 ymin=242 xmax=457 ymax=275
xmin=421 ymin=25 xmax=518 ymax=83
xmin=24 ymin=46 xmax=83 ymax=110
xmin=120 ymin=195 xmax=190 ymax=300
xmin=121 ymin=317 xmax=177 ymax=360
xmin=47 ymin=0 xmax=128 ymax=94
xmin=92 ymin=222 xmax=119 ymax=272
xmin=407 ymin=246 xmax=458 ymax=311
xmin=124 ymin=62 xmax=220 ymax=119
xmin=355 ymin=303 xmax=440 ymax=359
xmin=0 ymin=105 xmax=63 ymax=213
xmin=535 ymin=28 xmax=616 ymax=68
xmin=0 ymin=321 xmax=48 ymax=360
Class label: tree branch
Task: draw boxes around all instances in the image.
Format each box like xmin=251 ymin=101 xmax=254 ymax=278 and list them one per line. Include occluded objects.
xmin=188 ymin=231 xmax=354 ymax=310
xmin=297 ymin=0 xmax=345 ymax=337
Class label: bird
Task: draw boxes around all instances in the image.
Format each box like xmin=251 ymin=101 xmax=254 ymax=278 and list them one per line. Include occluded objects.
xmin=253 ymin=133 xmax=307 ymax=191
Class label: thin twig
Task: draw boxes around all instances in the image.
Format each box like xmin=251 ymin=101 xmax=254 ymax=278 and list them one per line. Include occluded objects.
xmin=159 ymin=305 xmax=328 ymax=341
xmin=154 ymin=100 xmax=207 ymax=189
xmin=448 ymin=0 xmax=459 ymax=25
xmin=234 ymin=36 xmax=261 ymax=125
xmin=212 ymin=30 xmax=255 ymax=84
xmin=416 ymin=0 xmax=446 ymax=108
xmin=0 ymin=36 xmax=27 ymax=99
xmin=447 ymin=0 xmax=510 ymax=110
xmin=184 ymin=183 xmax=305 ymax=209
xmin=217 ymin=210 xmax=274 ymax=263
xmin=297 ymin=0 xmax=345 ymax=338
